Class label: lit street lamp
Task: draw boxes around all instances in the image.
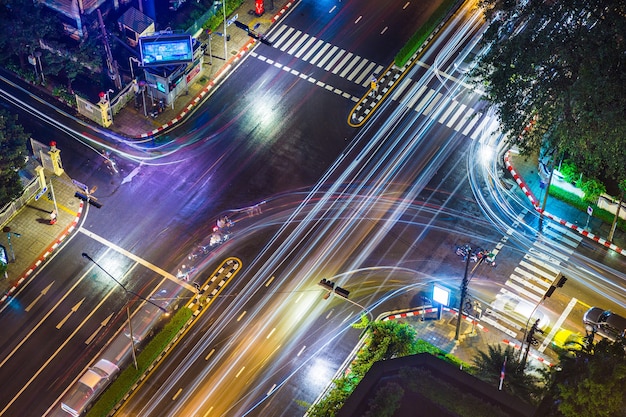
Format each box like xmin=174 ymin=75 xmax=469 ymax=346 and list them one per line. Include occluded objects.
xmin=81 ymin=253 xmax=167 ymax=369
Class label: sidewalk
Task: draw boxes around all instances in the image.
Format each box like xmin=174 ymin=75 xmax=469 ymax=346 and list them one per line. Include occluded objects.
xmin=505 ymin=150 xmax=626 ymax=253
xmin=384 ymin=307 xmax=555 ymax=368
xmin=0 ymin=173 xmax=83 ymax=304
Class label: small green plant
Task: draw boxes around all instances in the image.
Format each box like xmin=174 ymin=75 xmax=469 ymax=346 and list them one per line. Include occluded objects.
xmin=558 ymin=159 xmax=579 ymax=183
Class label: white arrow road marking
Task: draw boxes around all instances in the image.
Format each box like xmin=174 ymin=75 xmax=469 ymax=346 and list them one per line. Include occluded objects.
xmin=25 ymin=282 xmax=54 ymax=312
xmin=85 ymin=313 xmax=113 ymax=345
xmin=56 ymin=298 xmax=84 ymax=329
xmin=121 ymin=164 xmax=142 ymax=185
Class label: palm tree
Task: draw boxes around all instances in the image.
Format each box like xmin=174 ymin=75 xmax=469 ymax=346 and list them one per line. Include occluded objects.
xmin=473 ymin=344 xmax=543 ymax=404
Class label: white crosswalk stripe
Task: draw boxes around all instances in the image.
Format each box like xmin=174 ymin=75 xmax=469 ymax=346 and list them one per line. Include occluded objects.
xmin=261 ymin=25 xmax=382 ymax=86
xmin=333 ymin=52 xmax=353 ymax=75
xmin=484 ymin=222 xmax=581 ymax=339
xmin=280 ymin=30 xmax=302 ymax=52
xmin=272 ymin=27 xmax=295 ymax=49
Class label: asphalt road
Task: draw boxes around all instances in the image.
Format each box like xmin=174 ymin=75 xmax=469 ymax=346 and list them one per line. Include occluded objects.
xmin=1 ymin=0 xmax=626 ymax=416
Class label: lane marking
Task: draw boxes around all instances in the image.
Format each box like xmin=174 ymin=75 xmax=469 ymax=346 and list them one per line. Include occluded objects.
xmin=266 ymin=327 xmax=276 ymax=339
xmin=539 ymin=297 xmax=578 ymax=352
xmin=78 ymin=227 xmax=197 ymax=292
xmin=237 ymin=311 xmax=247 ymax=321
xmin=297 ymin=345 xmax=306 ymax=356
xmin=172 ymin=388 xmax=183 ymax=401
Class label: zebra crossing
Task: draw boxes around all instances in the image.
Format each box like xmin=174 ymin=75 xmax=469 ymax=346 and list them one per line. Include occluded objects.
xmin=482 ymin=221 xmax=582 ymax=338
xmin=390 ymin=79 xmax=500 ymax=140
xmin=265 ymin=24 xmax=384 ymax=87
xmin=259 ymin=25 xmax=500 ymax=139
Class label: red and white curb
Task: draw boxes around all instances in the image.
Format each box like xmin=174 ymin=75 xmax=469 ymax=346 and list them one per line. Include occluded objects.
xmin=1 ymin=202 xmax=84 ymax=305
xmin=502 ymin=338 xmax=554 ymax=367
xmin=504 ymin=150 xmax=625 ymax=256
xmin=383 ymin=306 xmax=487 ymax=333
xmin=139 ymin=0 xmax=297 ymax=139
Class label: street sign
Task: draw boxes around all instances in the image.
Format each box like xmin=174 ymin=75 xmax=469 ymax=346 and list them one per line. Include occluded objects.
xmin=227 ymin=14 xmax=239 ymax=26
xmin=587 ymin=206 xmax=593 ymax=216
xmin=35 ymin=186 xmax=48 ymax=201
xmin=72 ymin=179 xmax=88 ymax=193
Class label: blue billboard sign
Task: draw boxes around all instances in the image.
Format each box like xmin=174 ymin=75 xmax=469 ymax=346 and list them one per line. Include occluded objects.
xmin=139 ymin=34 xmax=193 ymax=67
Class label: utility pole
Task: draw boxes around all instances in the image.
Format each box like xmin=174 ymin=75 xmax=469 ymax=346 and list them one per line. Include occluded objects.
xmin=97 ymin=9 xmax=121 ymax=89
xmin=455 ymin=245 xmax=471 ymax=341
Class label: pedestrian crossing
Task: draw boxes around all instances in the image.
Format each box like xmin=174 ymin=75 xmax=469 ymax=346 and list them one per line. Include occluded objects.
xmin=258 ymin=25 xmax=500 ymax=139
xmin=482 ymin=222 xmax=582 ymax=338
xmin=391 ymin=79 xmax=500 ymax=140
xmin=266 ymin=24 xmax=384 ymax=87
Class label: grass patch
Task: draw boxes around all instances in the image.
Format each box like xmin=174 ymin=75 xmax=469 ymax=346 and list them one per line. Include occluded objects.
xmin=86 ymin=307 xmax=193 ymax=417
xmin=394 ymin=0 xmax=459 ymax=67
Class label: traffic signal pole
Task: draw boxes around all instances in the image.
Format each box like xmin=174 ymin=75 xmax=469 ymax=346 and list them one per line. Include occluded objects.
xmin=455 ymin=247 xmax=471 ymax=341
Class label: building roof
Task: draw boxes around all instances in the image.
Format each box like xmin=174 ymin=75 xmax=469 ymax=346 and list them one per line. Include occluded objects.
xmin=41 ymin=0 xmax=107 ymax=18
xmin=118 ymin=7 xmax=154 ymax=34
xmin=338 ymin=353 xmax=536 ymax=417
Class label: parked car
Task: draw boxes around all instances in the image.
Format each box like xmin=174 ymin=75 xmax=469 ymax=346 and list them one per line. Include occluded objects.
xmin=583 ymin=307 xmax=626 ymax=342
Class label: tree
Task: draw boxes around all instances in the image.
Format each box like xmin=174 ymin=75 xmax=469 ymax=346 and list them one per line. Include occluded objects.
xmin=475 ymin=0 xmax=626 ymax=182
xmin=578 ymin=178 xmax=605 ymax=204
xmin=472 ymin=344 xmax=543 ymax=404
xmin=0 ymin=111 xmax=29 ymax=207
xmin=0 ymin=0 xmax=58 ymax=69
xmin=538 ymin=338 xmax=626 ymax=417
xmin=306 ymin=320 xmax=418 ymax=417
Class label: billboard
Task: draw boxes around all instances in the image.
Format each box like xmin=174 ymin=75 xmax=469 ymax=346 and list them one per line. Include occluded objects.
xmin=139 ymin=34 xmax=193 ymax=67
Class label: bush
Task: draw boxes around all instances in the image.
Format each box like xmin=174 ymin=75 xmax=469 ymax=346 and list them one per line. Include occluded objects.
xmin=559 ymin=160 xmax=579 ymax=183
xmin=86 ymin=307 xmax=193 ymax=417
xmin=394 ymin=0 xmax=458 ymax=67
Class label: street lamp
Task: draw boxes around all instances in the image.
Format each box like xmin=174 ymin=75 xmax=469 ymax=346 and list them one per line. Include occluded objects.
xmin=129 ymin=56 xmax=141 ymax=81
xmin=82 ymin=253 xmax=167 ymax=369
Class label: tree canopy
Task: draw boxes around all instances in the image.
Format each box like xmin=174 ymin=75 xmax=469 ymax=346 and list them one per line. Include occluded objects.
xmin=0 ymin=111 xmax=29 ymax=207
xmin=538 ymin=338 xmax=626 ymax=417
xmin=475 ymin=0 xmax=626 ymax=182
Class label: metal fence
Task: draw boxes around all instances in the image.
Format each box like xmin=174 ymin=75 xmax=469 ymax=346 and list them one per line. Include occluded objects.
xmin=0 ymin=177 xmax=39 ymax=229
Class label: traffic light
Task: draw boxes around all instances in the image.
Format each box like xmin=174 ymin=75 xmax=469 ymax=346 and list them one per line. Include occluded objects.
xmin=75 ymin=192 xmax=103 ymax=209
xmin=318 ymin=279 xmax=350 ymax=299
xmin=557 ymin=276 xmax=568 ymax=287
xmin=526 ymin=319 xmax=542 ymax=345
xmin=318 ymin=279 xmax=334 ymax=291
xmin=334 ymin=286 xmax=350 ymax=299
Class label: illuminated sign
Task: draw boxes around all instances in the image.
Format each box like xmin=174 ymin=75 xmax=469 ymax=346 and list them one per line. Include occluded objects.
xmin=433 ymin=284 xmax=450 ymax=306
xmin=139 ymin=34 xmax=193 ymax=67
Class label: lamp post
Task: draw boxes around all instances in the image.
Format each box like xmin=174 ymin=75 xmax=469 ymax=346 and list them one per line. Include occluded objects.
xmin=81 ymin=253 xmax=167 ymax=369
